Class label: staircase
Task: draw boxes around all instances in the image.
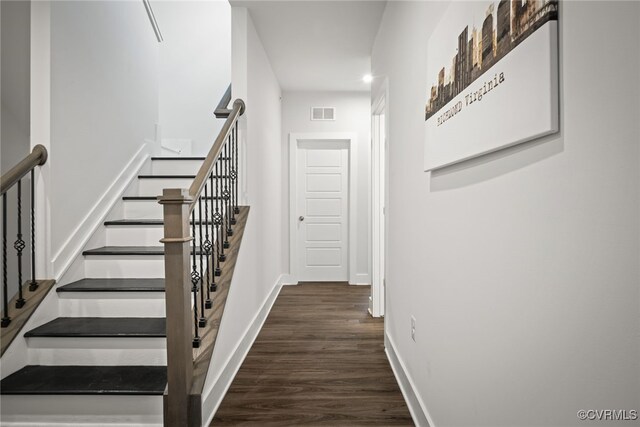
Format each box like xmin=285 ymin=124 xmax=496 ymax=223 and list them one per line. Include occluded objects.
xmin=1 ymin=94 xmax=245 ymax=426
xmin=0 ymin=153 xmax=245 ymax=425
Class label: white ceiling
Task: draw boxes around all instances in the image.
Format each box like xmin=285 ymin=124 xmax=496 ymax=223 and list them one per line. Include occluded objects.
xmin=231 ymin=1 xmax=387 ymax=92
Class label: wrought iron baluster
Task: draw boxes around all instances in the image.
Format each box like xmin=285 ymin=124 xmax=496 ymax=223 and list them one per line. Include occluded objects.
xmin=197 ymin=197 xmax=206 ymax=327
xmin=230 ymin=125 xmax=237 ymax=226
xmin=214 ymin=158 xmax=225 ymax=266
xmin=191 ymin=210 xmax=201 ymax=347
xmin=205 ymin=171 xmax=218 ymax=292
xmin=14 ymin=181 xmax=25 ymax=309
xmin=226 ymin=135 xmax=234 ymax=235
xmin=204 ymin=179 xmax=215 ymax=300
xmin=219 ymin=152 xmax=229 ymax=256
xmin=224 ymin=137 xmax=232 ymax=245
xmin=211 ymin=171 xmax=221 ymax=280
xmin=2 ymin=194 xmax=10 ymax=327
xmin=29 ymin=169 xmax=37 ymax=291
xmin=234 ymin=120 xmax=240 ymax=215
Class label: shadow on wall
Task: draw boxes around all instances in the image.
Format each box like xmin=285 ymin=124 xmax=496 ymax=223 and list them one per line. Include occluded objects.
xmin=430 ymin=133 xmax=564 ymax=191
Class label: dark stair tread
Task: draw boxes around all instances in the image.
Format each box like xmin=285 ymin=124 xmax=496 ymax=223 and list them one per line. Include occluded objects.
xmin=0 ymin=365 xmax=166 ymax=395
xmin=104 ymin=219 xmax=212 ymax=226
xmin=57 ymin=278 xmax=165 ymax=292
xmin=138 ymin=174 xmax=195 ymax=179
xmin=151 ymin=156 xmax=205 ymax=161
xmin=83 ymin=246 xmax=204 ymax=256
xmin=123 ymin=195 xmax=223 ymax=201
xmin=150 ymin=156 xmax=230 ymax=161
xmin=137 ymin=174 xmax=230 ymax=179
xmin=25 ymin=317 xmax=166 ymax=338
xmin=105 ymin=219 xmax=164 ymax=226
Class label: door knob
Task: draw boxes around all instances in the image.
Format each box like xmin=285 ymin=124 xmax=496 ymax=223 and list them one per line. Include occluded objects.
xmin=299 ymin=216 xmax=305 ymax=221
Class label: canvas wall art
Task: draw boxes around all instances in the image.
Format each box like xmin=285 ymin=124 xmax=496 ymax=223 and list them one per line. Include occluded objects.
xmin=424 ymin=0 xmax=559 ymax=171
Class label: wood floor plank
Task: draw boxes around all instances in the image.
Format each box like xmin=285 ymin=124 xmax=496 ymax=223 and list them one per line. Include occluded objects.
xmin=211 ymin=282 xmax=413 ymax=426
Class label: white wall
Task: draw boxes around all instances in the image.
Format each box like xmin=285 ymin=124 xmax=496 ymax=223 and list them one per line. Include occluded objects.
xmin=49 ymin=1 xmax=159 ymax=258
xmin=372 ymin=1 xmax=640 ymax=426
xmin=1 ymin=0 xmax=31 ymax=172
xmin=1 ymin=0 xmax=33 ymax=303
xmin=202 ymin=7 xmax=285 ymax=423
xmin=281 ymin=91 xmax=371 ymax=283
xmin=154 ymin=0 xmax=231 ymax=156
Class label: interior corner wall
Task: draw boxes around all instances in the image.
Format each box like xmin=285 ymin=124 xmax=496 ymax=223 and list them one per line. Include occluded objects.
xmin=155 ymin=1 xmax=231 ymax=156
xmin=372 ymin=1 xmax=640 ymax=426
xmin=49 ymin=1 xmax=159 ymax=258
xmin=1 ymin=0 xmax=33 ymax=304
xmin=281 ymin=91 xmax=371 ymax=282
xmin=202 ymin=6 xmax=284 ymax=420
xmin=1 ymin=0 xmax=31 ymax=172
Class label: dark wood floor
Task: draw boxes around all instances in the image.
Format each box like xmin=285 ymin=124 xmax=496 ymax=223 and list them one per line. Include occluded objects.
xmin=212 ymin=282 xmax=413 ymax=426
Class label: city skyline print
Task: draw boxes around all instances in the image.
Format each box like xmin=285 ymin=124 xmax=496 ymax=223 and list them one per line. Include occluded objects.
xmin=424 ymin=0 xmax=560 ymax=171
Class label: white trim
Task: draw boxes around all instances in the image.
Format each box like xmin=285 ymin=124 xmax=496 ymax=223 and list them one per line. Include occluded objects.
xmin=288 ymin=132 xmax=358 ymax=285
xmin=371 ymin=80 xmax=388 ymax=317
xmin=50 ymin=144 xmax=150 ymax=280
xmin=201 ymin=274 xmax=285 ymax=425
xmin=142 ymin=0 xmax=163 ymax=43
xmin=280 ymin=274 xmax=297 ymax=285
xmin=385 ymin=333 xmax=436 ymax=427
xmin=353 ymin=273 xmax=371 ymax=285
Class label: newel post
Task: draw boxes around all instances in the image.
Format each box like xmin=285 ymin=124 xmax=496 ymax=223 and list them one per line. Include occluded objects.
xmin=159 ymin=188 xmax=194 ymax=426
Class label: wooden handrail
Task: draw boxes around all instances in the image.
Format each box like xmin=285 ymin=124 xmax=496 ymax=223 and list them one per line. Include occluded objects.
xmin=0 ymin=145 xmax=48 ymax=195
xmin=188 ymin=98 xmax=245 ymax=210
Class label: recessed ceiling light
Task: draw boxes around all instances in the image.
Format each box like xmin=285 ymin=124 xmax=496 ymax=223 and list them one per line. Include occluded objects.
xmin=363 ymin=74 xmax=373 ymax=83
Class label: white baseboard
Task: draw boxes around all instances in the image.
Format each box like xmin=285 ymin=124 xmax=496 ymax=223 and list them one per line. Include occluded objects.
xmin=350 ymin=273 xmax=371 ymax=285
xmin=385 ymin=333 xmax=436 ymax=427
xmin=285 ymin=273 xmax=368 ymax=286
xmin=160 ymin=138 xmax=192 ymax=156
xmin=280 ymin=274 xmax=296 ymax=285
xmin=50 ymin=144 xmax=149 ymax=280
xmin=201 ymin=274 xmax=285 ymax=426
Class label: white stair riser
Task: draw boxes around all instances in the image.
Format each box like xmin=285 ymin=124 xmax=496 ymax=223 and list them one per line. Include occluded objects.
xmin=58 ymin=292 xmax=165 ymax=317
xmin=123 ymin=200 xmax=162 ymax=219
xmin=122 ymin=199 xmax=232 ymax=220
xmin=27 ymin=338 xmax=166 ymax=366
xmin=0 ymin=395 xmax=162 ymax=426
xmin=137 ymin=178 xmax=193 ymax=195
xmin=106 ymin=226 xmax=164 ymax=246
xmin=85 ymin=256 xmax=164 ymax=278
xmin=151 ymin=160 xmax=203 ymax=175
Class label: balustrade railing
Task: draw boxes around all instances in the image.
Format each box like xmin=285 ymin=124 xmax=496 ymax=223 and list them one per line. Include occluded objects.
xmin=159 ymin=98 xmax=244 ymax=426
xmin=0 ymin=145 xmax=48 ymax=328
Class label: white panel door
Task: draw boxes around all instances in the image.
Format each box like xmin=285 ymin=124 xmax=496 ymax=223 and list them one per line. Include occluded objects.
xmin=296 ymin=140 xmax=349 ymax=281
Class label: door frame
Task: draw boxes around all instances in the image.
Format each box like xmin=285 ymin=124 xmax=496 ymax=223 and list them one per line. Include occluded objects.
xmin=289 ymin=132 xmax=358 ymax=284
xmin=371 ymin=81 xmax=388 ymax=317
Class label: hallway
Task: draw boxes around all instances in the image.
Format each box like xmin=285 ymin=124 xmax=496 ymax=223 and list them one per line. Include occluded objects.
xmin=212 ymin=283 xmax=413 ymax=425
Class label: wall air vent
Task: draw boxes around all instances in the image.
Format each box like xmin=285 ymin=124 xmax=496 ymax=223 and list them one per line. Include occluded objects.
xmin=311 ymin=107 xmax=336 ymax=121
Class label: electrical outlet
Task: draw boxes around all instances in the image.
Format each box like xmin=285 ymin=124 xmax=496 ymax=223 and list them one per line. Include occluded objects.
xmin=411 ymin=316 xmax=416 ymax=342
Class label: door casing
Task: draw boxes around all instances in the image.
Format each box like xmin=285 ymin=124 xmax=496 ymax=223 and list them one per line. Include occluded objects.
xmin=371 ymin=81 xmax=388 ymax=317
